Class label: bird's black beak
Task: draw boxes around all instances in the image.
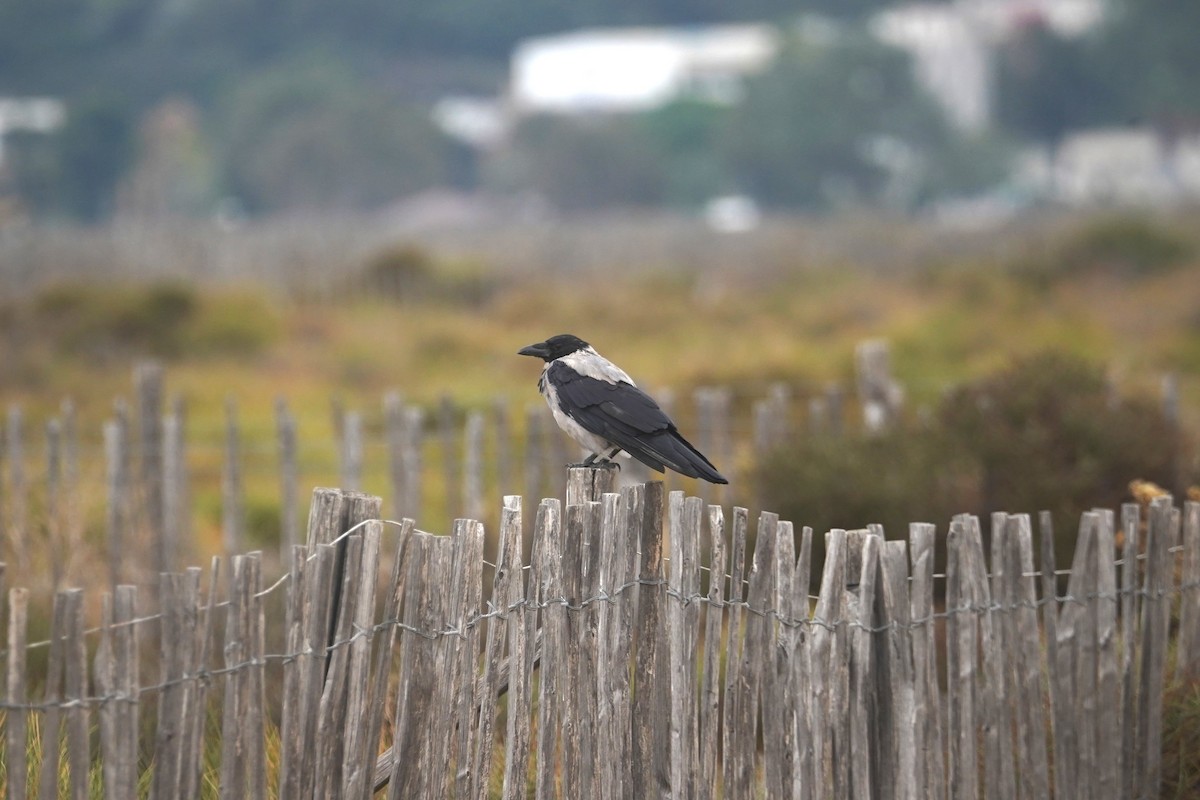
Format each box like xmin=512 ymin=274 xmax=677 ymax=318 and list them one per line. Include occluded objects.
xmin=518 ymin=341 xmax=550 ymax=360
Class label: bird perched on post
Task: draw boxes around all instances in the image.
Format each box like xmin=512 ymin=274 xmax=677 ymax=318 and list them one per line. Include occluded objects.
xmin=518 ymin=334 xmax=728 ymax=484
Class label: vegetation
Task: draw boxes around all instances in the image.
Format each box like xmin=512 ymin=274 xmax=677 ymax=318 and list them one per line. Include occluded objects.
xmin=0 ymin=213 xmax=1197 ymax=561
xmin=1161 ymin=671 xmax=1200 ymax=798
xmin=758 ymin=353 xmax=1194 ymax=570
xmin=0 ymin=213 xmax=1199 ymax=796
xmin=5 ymin=0 xmax=1200 ymax=217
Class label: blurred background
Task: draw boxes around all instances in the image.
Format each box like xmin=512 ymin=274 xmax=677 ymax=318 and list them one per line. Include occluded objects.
xmin=1 ymin=0 xmax=1198 ymax=580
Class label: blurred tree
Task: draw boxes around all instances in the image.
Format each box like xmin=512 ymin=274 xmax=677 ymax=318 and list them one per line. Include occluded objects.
xmin=994 ymin=20 xmax=1116 ymax=144
xmin=938 ymin=352 xmax=1185 ymax=532
xmin=638 ymin=100 xmax=730 ymax=206
xmin=1098 ymin=0 xmax=1200 ymax=125
xmin=217 ymin=59 xmax=453 ymax=213
xmin=54 ymin=93 xmax=138 ymax=220
xmin=720 ymin=34 xmax=953 ymax=210
xmin=0 ymin=0 xmax=91 ymax=93
xmin=758 ymin=352 xmax=1192 ymax=572
xmin=495 ymin=114 xmax=667 ymax=210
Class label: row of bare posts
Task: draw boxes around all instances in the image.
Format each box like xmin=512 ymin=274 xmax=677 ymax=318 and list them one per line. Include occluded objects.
xmin=2 ymin=469 xmax=1198 ymax=798
xmin=0 ymin=357 xmax=838 ymax=585
xmin=5 ymin=345 xmax=1187 ymax=588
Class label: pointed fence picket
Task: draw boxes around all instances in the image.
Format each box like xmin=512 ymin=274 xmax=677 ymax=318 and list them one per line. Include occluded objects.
xmin=0 ymin=476 xmax=1198 ymax=798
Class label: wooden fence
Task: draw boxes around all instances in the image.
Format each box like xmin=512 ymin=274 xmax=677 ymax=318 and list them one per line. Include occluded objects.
xmin=0 ymin=350 xmax=913 ymax=586
xmin=1 ymin=469 xmax=1198 ymax=799
xmin=2 ymin=354 xmax=1188 ymax=592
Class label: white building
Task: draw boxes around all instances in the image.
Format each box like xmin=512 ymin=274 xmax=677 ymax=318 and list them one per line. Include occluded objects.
xmin=509 ymin=25 xmax=780 ymax=115
xmin=1051 ymin=129 xmax=1200 ymax=206
xmin=872 ymin=5 xmax=993 ymax=132
xmin=0 ymin=97 xmax=66 ymax=168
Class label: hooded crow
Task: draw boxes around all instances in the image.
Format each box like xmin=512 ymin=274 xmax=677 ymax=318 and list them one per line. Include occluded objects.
xmin=518 ymin=334 xmax=729 ymax=484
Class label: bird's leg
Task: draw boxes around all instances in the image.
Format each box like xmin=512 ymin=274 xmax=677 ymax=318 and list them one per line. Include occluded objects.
xmin=569 ymin=452 xmax=600 ymax=468
xmin=569 ymin=448 xmax=622 ymax=470
xmin=594 ymin=447 xmax=623 ymax=471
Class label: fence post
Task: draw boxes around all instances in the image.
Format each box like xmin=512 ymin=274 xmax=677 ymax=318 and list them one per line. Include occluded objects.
xmin=1093 ymin=510 xmax=1121 ymax=798
xmin=1176 ymin=501 xmax=1200 ymax=679
xmin=855 ymin=338 xmax=902 ymax=432
xmin=61 ymin=399 xmax=83 ymax=577
xmin=764 ymin=517 xmax=796 ymax=798
xmin=366 ymin=516 xmax=415 ymax=797
xmin=632 ymin=480 xmax=668 ymax=798
xmin=276 ymin=397 xmax=299 ymax=562
xmin=222 ymin=397 xmax=243 ymax=557
xmin=6 ymin=586 xmax=29 ymax=800
xmin=463 ymin=410 xmax=484 ymax=524
xmin=340 ymin=410 xmax=364 ymax=492
xmin=6 ymin=405 xmax=27 ymax=570
xmin=383 ymin=392 xmax=404 ymax=520
xmin=162 ymin=408 xmax=183 ymax=572
xmin=135 ymin=361 xmax=165 ymax=557
xmin=721 ymin=507 xmax=750 ymax=796
xmin=403 ymin=405 xmax=424 ymax=523
xmin=439 ymin=395 xmax=458 ymax=527
xmin=1008 ymin=515 xmax=1051 ymax=799
xmin=907 ymin=522 xmax=942 ymax=800
xmin=46 ymin=417 xmax=64 ymax=587
xmin=667 ymin=491 xmax=703 ymax=796
xmin=879 ymin=538 xmax=914 ymax=800
xmin=946 ymin=517 xmax=978 ymax=800
xmin=388 ymin=531 xmax=453 ymax=799
xmin=533 ymin=497 xmax=564 ymax=800
xmin=498 ymin=495 xmax=531 ymax=800
xmin=37 ymin=589 xmax=72 ymax=800
xmin=493 ymin=399 xmax=513 ymax=497
xmin=846 ymin=529 xmax=880 ymax=800
xmin=1137 ymin=497 xmax=1177 ymax=794
xmin=697 ymin=505 xmax=726 ymax=800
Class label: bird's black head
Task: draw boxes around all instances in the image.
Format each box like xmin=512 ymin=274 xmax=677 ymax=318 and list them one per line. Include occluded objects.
xmin=518 ymin=334 xmax=590 ymax=362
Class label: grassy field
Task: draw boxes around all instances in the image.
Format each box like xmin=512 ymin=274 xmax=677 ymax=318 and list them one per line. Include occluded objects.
xmin=1 ymin=211 xmax=1199 ymax=557
xmin=1 ymin=211 xmax=1199 ymax=796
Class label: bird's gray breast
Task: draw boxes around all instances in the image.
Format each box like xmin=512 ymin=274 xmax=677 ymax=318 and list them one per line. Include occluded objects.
xmin=539 ymin=364 xmax=612 ymax=454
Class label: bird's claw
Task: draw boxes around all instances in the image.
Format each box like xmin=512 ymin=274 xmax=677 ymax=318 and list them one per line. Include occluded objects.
xmin=569 ymin=460 xmax=621 ymax=471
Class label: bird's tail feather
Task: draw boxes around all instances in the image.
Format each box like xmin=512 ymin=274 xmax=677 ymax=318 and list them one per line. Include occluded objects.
xmin=628 ymin=431 xmax=728 ymax=484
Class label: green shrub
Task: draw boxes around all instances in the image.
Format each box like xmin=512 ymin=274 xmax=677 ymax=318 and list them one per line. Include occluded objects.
xmin=360 ymin=243 xmax=498 ymax=307
xmin=30 ymin=282 xmax=277 ymax=360
xmin=1161 ymin=672 xmax=1200 ymax=798
xmin=758 ymin=352 xmax=1192 ymax=578
xmin=34 ymin=281 xmax=198 ymax=358
xmin=1060 ymin=215 xmax=1193 ymax=277
xmin=185 ymin=292 xmax=280 ymax=356
xmin=362 ymin=243 xmax=435 ymax=301
xmin=1012 ymin=215 xmax=1194 ymax=286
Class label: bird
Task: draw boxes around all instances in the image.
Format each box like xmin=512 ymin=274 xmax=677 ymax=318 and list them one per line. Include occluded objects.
xmin=518 ymin=334 xmax=728 ymax=484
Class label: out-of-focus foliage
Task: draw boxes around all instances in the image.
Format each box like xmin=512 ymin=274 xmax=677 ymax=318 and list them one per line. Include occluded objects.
xmin=360 ymin=242 xmax=498 ymax=306
xmin=721 ymin=34 xmax=993 ymax=210
xmin=217 ymin=60 xmax=453 ymax=213
xmin=1010 ymin=215 xmax=1195 ymax=287
xmin=20 ymin=282 xmax=280 ymax=361
xmin=997 ymin=0 xmax=1200 ymax=139
xmin=496 ymin=36 xmax=1010 ymax=211
xmin=1160 ymin=672 xmax=1200 ymax=799
xmin=994 ymin=22 xmax=1116 ymax=145
xmin=3 ymin=0 xmax=1200 ymax=219
xmin=758 ymin=353 xmax=1193 ymax=569
xmin=495 ymin=115 xmax=668 ymax=210
xmin=5 ymin=92 xmax=138 ymax=221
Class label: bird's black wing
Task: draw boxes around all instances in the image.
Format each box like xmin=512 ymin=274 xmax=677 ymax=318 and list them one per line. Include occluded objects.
xmin=548 ymin=362 xmax=728 ymax=484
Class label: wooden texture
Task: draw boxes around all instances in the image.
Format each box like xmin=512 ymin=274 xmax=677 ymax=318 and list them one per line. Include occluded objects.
xmin=6 ymin=586 xmax=29 ymax=800
xmin=1 ymin=471 xmax=1198 ymax=799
